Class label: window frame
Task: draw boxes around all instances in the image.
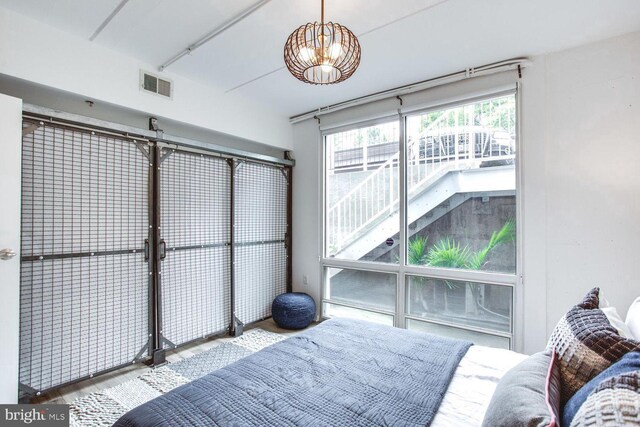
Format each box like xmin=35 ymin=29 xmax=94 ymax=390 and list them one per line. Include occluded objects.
xmin=320 ymin=87 xmax=523 ymax=351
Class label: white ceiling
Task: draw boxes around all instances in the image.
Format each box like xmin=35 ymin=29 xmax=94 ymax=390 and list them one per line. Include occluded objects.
xmin=1 ymin=0 xmax=640 ymax=117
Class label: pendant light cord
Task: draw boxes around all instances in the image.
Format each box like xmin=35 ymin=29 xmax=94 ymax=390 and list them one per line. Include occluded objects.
xmin=320 ymin=0 xmax=325 ymax=60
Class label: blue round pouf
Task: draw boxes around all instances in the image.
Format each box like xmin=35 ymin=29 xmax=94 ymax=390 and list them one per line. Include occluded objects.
xmin=272 ymin=292 xmax=316 ymax=330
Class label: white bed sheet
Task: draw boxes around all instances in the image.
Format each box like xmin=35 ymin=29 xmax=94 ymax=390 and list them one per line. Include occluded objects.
xmin=431 ymin=345 xmax=528 ymax=427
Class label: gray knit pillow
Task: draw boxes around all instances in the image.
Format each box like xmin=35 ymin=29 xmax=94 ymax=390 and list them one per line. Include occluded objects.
xmin=570 ymin=370 xmax=640 ymax=426
xmin=482 ymin=350 xmax=561 ymax=427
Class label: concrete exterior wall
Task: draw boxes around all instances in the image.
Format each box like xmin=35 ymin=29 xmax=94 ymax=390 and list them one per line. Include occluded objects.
xmin=405 ymin=195 xmax=516 ymax=272
xmin=330 ymin=196 xmax=515 ymax=304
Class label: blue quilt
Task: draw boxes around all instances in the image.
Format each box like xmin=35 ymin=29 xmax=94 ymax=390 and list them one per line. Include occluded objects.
xmin=114 ymin=318 xmax=472 ymax=427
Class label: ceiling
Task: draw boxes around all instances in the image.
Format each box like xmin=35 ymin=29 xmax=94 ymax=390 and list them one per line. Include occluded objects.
xmin=1 ymin=0 xmax=640 ymax=117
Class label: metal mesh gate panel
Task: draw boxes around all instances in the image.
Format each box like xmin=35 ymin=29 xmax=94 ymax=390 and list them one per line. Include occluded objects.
xmin=159 ymin=149 xmax=231 ymax=348
xmin=20 ymin=121 xmax=151 ymax=394
xmin=234 ymin=162 xmax=288 ymax=325
xmin=18 ymin=112 xmax=292 ymax=395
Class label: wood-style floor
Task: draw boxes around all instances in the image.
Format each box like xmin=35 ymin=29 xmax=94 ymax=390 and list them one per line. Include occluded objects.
xmin=34 ymin=319 xmax=314 ymax=405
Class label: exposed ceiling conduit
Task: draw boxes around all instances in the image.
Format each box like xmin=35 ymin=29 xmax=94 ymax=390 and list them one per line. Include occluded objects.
xmin=89 ymin=0 xmax=130 ymax=41
xmin=225 ymin=0 xmax=451 ymax=94
xmin=159 ymin=0 xmax=272 ymax=71
xmin=289 ymin=58 xmax=531 ymax=123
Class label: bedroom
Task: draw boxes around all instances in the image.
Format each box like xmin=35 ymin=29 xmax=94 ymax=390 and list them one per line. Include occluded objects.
xmin=0 ymin=0 xmax=639 ymax=426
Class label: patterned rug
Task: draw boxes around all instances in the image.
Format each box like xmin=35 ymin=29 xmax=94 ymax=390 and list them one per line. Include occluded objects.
xmin=69 ymin=329 xmax=286 ymax=427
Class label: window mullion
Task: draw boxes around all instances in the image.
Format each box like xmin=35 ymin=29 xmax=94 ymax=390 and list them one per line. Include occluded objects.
xmin=397 ymin=111 xmax=407 ymax=328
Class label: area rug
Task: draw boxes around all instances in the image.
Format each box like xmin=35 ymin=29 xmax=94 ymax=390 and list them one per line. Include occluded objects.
xmin=69 ymin=329 xmax=287 ymax=427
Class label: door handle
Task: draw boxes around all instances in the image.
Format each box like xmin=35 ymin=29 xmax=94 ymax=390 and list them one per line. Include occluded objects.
xmin=0 ymin=248 xmax=17 ymax=260
xmin=144 ymin=239 xmax=150 ymax=261
xmin=159 ymin=240 xmax=167 ymax=260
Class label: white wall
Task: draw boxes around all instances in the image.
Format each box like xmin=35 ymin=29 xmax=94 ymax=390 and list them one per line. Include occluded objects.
xmin=0 ymin=74 xmax=287 ymax=159
xmin=291 ymin=30 xmax=640 ymax=354
xmin=291 ymin=120 xmax=322 ymax=306
xmin=0 ymin=7 xmax=293 ymax=150
xmin=522 ymin=31 xmax=640 ymax=349
xmin=0 ymin=93 xmax=22 ymax=403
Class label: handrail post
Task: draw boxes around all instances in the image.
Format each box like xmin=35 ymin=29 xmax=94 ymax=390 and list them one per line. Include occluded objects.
xmin=469 ymin=104 xmax=475 ymax=162
xmin=389 ymin=163 xmax=394 ymax=213
xmin=454 ymin=112 xmax=460 ymax=166
xmin=337 ymin=202 xmax=342 ymax=249
xmin=362 ymin=143 xmax=368 ymax=171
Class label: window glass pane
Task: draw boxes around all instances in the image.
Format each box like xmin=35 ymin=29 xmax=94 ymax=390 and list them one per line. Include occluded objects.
xmin=325 ymin=268 xmax=396 ymax=313
xmin=406 ymin=275 xmax=512 ymax=333
xmin=406 ymin=318 xmax=510 ymax=349
xmin=325 ymin=121 xmax=399 ymax=262
xmin=323 ymin=302 xmax=394 ymax=326
xmin=405 ymin=94 xmax=516 ymax=274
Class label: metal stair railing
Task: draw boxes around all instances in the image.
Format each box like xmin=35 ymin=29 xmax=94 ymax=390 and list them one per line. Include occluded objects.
xmin=327 ymin=105 xmax=515 ymax=255
xmin=327 ymin=114 xmax=449 ymax=254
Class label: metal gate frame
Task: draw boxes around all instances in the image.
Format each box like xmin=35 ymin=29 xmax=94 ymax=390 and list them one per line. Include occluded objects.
xmin=149 ymin=146 xmax=293 ymax=365
xmin=229 ymin=159 xmax=291 ymax=336
xmin=152 ymin=147 xmax=231 ymax=360
xmin=19 ymin=105 xmax=293 ymax=399
xmin=18 ymin=118 xmax=155 ymax=401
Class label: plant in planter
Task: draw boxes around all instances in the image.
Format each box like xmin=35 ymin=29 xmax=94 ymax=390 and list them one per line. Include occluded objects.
xmin=425 ymin=237 xmax=471 ymax=312
xmin=407 ymin=236 xmax=432 ymax=310
xmin=465 ymin=220 xmax=515 ymax=319
xmin=408 ymin=219 xmax=515 ymax=317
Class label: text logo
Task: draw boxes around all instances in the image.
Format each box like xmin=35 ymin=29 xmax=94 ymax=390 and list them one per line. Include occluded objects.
xmin=0 ymin=405 xmax=68 ymax=427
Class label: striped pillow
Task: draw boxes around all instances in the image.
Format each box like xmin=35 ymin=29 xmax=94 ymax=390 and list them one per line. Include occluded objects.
xmin=547 ymin=288 xmax=640 ymax=404
xmin=569 ymin=370 xmax=640 ymax=427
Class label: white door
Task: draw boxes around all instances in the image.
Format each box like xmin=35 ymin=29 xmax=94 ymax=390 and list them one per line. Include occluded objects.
xmin=0 ymin=93 xmax=22 ymax=403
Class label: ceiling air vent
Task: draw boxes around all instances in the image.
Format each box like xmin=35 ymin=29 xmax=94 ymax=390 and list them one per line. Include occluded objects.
xmin=140 ymin=70 xmax=172 ymax=99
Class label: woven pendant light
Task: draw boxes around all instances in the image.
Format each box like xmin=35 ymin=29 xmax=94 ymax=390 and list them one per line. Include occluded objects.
xmin=284 ymin=0 xmax=361 ymax=84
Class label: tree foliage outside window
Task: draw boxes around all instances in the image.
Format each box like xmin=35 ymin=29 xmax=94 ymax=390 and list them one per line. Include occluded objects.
xmin=417 ymin=97 xmax=516 ymax=136
xmin=328 ymin=122 xmax=399 ymax=151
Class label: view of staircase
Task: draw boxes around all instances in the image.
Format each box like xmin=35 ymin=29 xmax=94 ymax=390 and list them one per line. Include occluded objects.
xmin=327 ymin=108 xmax=516 ymax=261
xmin=335 ymin=166 xmax=515 ymax=261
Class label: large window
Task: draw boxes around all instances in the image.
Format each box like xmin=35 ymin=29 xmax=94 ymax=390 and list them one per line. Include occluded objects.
xmin=322 ymin=92 xmax=518 ymax=349
xmin=325 ymin=121 xmax=399 ymax=263
xmin=405 ymin=95 xmax=516 ymax=274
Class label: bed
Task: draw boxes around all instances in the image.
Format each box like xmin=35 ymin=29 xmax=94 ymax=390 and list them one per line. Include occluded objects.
xmin=113 ymin=318 xmax=526 ymax=427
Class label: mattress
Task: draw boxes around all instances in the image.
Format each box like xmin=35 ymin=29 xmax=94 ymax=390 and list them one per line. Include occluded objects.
xmin=114 ymin=319 xmax=526 ymax=426
xmin=432 ymin=344 xmax=528 ymax=426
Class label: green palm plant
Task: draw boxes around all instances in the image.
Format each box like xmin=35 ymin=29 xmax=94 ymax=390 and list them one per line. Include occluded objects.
xmin=407 ymin=236 xmax=429 ymax=265
xmin=407 ymin=236 xmax=430 ymax=309
xmin=425 ymin=238 xmax=470 ymax=290
xmin=407 ymin=219 xmax=515 ymax=317
xmin=466 ymin=219 xmax=515 ymax=319
xmin=426 ymin=238 xmax=471 ymax=269
xmin=416 ymin=219 xmax=515 ymax=271
xmin=467 ymin=220 xmax=515 ymax=270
